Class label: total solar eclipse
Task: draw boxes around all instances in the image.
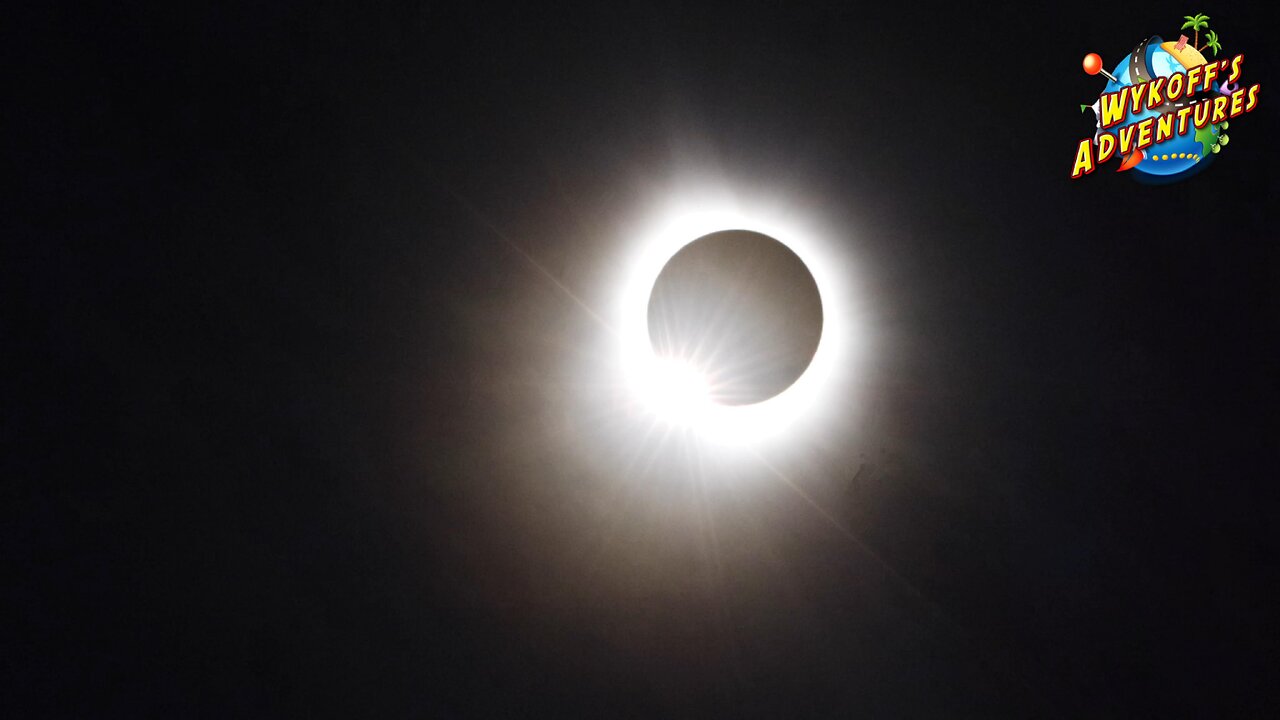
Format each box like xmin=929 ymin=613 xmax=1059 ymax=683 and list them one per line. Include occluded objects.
xmin=646 ymin=230 xmax=824 ymax=406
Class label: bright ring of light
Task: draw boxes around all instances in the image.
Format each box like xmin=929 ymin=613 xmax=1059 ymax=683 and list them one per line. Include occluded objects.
xmin=616 ymin=196 xmax=855 ymax=445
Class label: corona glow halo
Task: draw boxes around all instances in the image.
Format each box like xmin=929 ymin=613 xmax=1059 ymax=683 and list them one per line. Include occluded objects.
xmin=615 ymin=196 xmax=857 ymax=444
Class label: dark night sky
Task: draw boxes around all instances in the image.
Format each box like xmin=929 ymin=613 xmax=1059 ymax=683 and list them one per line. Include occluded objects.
xmin=8 ymin=2 xmax=1279 ymax=716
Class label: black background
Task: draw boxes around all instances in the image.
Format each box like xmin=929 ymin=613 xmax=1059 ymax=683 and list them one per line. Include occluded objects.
xmin=9 ymin=2 xmax=1278 ymax=716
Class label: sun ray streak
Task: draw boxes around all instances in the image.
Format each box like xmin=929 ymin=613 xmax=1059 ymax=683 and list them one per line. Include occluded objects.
xmin=749 ymin=449 xmax=1059 ymax=710
xmin=444 ymin=187 xmax=617 ymax=337
xmin=749 ymin=449 xmax=939 ymax=611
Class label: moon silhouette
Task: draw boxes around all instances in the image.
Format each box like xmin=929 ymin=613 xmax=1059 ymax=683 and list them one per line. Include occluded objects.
xmin=647 ymin=229 xmax=823 ymax=406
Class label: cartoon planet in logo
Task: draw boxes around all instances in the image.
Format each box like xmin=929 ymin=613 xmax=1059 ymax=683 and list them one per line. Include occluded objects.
xmin=1083 ymin=36 xmax=1228 ymax=182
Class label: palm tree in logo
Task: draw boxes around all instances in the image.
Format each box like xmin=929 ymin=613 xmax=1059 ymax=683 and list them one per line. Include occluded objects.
xmin=1181 ymin=13 xmax=1210 ymax=49
xmin=1200 ymin=29 xmax=1222 ymax=57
